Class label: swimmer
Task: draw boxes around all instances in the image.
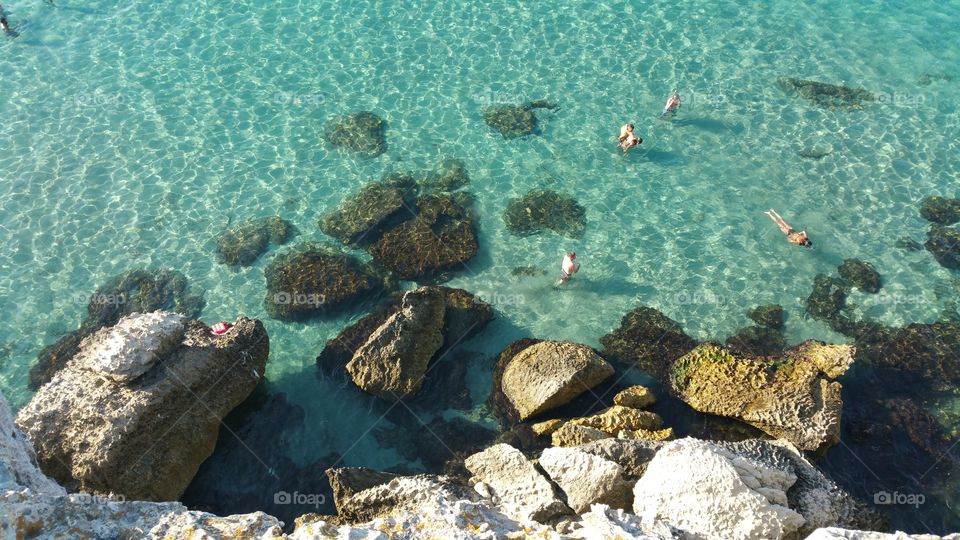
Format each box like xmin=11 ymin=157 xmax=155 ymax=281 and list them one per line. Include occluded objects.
xmin=618 ymin=124 xmax=642 ymax=151
xmin=765 ymin=209 xmax=812 ymax=247
xmin=555 ymin=251 xmax=580 ymax=286
xmin=662 ymin=91 xmax=682 ymax=116
xmin=0 ymin=13 xmax=11 ymax=36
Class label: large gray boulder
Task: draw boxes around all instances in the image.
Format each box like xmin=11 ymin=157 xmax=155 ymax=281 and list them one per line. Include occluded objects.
xmin=325 ymin=467 xmax=400 ymax=516
xmin=464 ymin=443 xmax=571 ymax=522
xmin=345 ymin=287 xmax=446 ymax=400
xmin=15 ymin=311 xmax=269 ymax=501
xmin=538 ymin=446 xmax=632 ymax=513
xmin=500 ymin=341 xmax=614 ymax=421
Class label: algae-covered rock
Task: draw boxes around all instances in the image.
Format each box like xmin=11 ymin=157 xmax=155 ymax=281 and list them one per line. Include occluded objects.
xmin=215 ymin=216 xmax=293 ymax=267
xmin=612 ymin=385 xmax=657 ymax=410
xmin=481 ymin=100 xmax=559 ymax=139
xmin=599 ymin=306 xmax=697 ymax=381
xmin=264 ymin=242 xmax=389 ymax=321
xmin=806 ymin=274 xmax=847 ymax=322
xmin=503 ymin=189 xmax=586 ymax=238
xmin=838 ymin=259 xmax=881 ymax=293
xmin=566 ymin=405 xmax=664 ymax=435
xmin=671 ymin=341 xmax=854 ymax=452
xmin=29 ymin=268 xmax=205 ymax=390
xmin=776 ymin=77 xmax=876 ymax=109
xmin=499 ymin=341 xmax=614 ymax=421
xmin=323 ymin=111 xmax=387 ymax=156
xmin=925 ymin=226 xmax=960 ymax=270
xmin=919 ymin=195 xmax=960 ymax=225
xmin=319 ymin=175 xmax=417 ymax=245
xmin=368 ymin=194 xmax=478 ymax=281
xmin=748 ymin=304 xmax=784 ymax=329
xmin=423 ymin=158 xmax=470 ymax=192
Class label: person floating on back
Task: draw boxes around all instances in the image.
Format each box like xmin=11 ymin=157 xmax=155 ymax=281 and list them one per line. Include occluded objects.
xmin=555 ymin=251 xmax=581 ymax=287
xmin=765 ymin=209 xmax=812 ymax=247
xmin=662 ymin=91 xmax=681 ymax=116
xmin=618 ymin=124 xmax=642 ymax=152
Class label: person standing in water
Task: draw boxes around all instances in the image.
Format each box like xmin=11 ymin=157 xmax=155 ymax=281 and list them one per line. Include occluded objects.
xmin=618 ymin=124 xmax=642 ymax=152
xmin=662 ymin=91 xmax=681 ymax=116
xmin=555 ymin=252 xmax=580 ymax=286
xmin=765 ymin=209 xmax=812 ymax=247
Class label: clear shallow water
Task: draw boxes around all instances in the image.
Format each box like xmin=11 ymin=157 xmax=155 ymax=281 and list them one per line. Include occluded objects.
xmin=1 ymin=0 xmax=958 ymax=531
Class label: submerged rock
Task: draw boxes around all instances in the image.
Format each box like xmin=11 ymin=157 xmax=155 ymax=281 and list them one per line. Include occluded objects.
xmin=776 ymin=77 xmax=876 ymax=109
xmin=374 ymin=416 xmax=499 ymax=471
xmin=511 ymin=265 xmax=548 ymax=277
xmin=919 ymin=195 xmax=960 ymax=225
xmin=323 ymin=111 xmax=387 ymax=156
xmin=671 ymin=341 xmax=854 ymax=452
xmin=503 ymin=189 xmax=587 ymax=238
xmin=599 ymin=306 xmax=698 ymax=382
xmin=368 ymin=194 xmax=478 ymax=281
xmin=806 ymin=273 xmax=847 ymax=322
xmin=858 ymin=321 xmax=960 ymax=390
xmin=30 ymin=268 xmax=205 ymax=389
xmin=483 ymin=104 xmax=535 ymax=138
xmin=319 ymin=175 xmax=417 ymax=245
xmin=263 ymin=242 xmax=389 ymax=321
xmin=895 ymin=236 xmax=924 ymax=252
xmin=725 ymin=325 xmax=786 ymax=357
xmin=798 ymin=146 xmax=832 ymax=159
xmin=464 ymin=443 xmax=571 ymax=522
xmin=748 ymin=304 xmax=784 ymax=329
xmin=925 ymin=226 xmax=960 ymax=270
xmin=15 ymin=312 xmax=269 ymax=501
xmin=215 ymin=216 xmax=293 ymax=267
xmin=423 ymin=158 xmax=470 ymax=193
xmin=497 ymin=340 xmax=614 ymax=421
xmin=838 ymin=259 xmax=882 ymax=293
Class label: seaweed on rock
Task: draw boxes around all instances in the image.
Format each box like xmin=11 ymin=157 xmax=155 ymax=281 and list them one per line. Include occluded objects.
xmin=838 ymin=259 xmax=882 ymax=294
xmin=263 ymin=242 xmax=391 ymax=321
xmin=323 ymin=111 xmax=387 ymax=156
xmin=319 ymin=175 xmax=417 ymax=246
xmin=215 ymin=216 xmax=294 ymax=267
xmin=598 ymin=307 xmax=697 ymax=382
xmin=805 ymin=274 xmax=847 ymax=322
xmin=919 ymin=195 xmax=960 ymax=225
xmin=776 ymin=77 xmax=876 ymax=109
xmin=481 ymin=100 xmax=558 ymax=139
xmin=503 ymin=189 xmax=586 ymax=238
xmin=925 ymin=226 xmax=960 ymax=270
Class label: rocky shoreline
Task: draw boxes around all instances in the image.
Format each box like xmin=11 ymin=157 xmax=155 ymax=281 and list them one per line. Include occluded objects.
xmin=3 ymin=307 xmax=959 ymax=538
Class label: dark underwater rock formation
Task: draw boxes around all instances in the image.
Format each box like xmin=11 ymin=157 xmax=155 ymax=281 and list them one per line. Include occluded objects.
xmin=805 ymin=274 xmax=847 ymax=322
xmin=599 ymin=307 xmax=697 ymax=382
xmin=838 ymin=259 xmax=881 ymax=293
xmin=373 ymin=416 xmax=498 ymax=471
xmin=368 ymin=194 xmax=478 ymax=281
xmin=323 ymin=111 xmax=387 ymax=156
xmin=776 ymin=77 xmax=876 ymax=109
xmin=503 ymin=189 xmax=586 ymax=238
xmin=423 ymin=158 xmax=470 ymax=193
xmin=319 ymin=175 xmax=417 ymax=245
xmin=925 ymin=226 xmax=960 ymax=270
xmin=724 ymin=325 xmax=786 ymax=357
xmin=215 ymin=216 xmax=293 ymax=267
xmin=263 ymin=243 xmax=390 ymax=321
xmin=747 ymin=304 xmax=784 ymax=329
xmin=919 ymin=195 xmax=960 ymax=225
xmin=16 ymin=312 xmax=269 ymax=501
xmin=29 ymin=268 xmax=205 ymax=390
xmin=797 ymin=146 xmax=832 ymax=159
xmin=481 ymin=100 xmax=558 ymax=139
xmin=181 ymin=390 xmax=338 ymax=526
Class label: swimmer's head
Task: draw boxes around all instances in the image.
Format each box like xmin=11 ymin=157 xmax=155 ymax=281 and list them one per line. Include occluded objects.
xmin=567 ymin=252 xmax=576 ymax=259
xmin=626 ymin=124 xmax=634 ymax=131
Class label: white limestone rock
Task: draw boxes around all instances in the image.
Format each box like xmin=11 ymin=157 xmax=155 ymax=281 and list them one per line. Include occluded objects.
xmin=538 ymin=446 xmax=632 ymax=513
xmin=0 ymin=392 xmax=65 ymax=496
xmin=464 ymin=443 xmax=571 ymax=522
xmin=76 ymin=311 xmax=186 ymax=383
xmin=633 ymin=437 xmax=805 ymax=540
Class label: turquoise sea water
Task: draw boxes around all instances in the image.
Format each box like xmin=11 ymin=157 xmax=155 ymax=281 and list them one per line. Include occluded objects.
xmin=1 ymin=0 xmax=958 ymax=532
